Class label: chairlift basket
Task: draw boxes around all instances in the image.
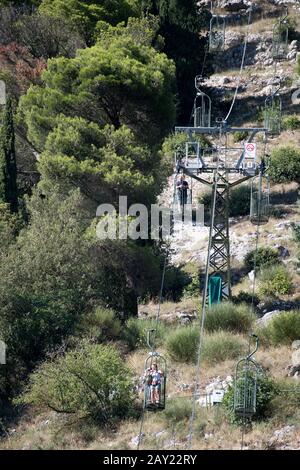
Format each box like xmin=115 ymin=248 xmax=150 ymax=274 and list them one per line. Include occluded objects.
xmin=209 ymin=15 xmax=226 ymax=52
xmin=143 ymin=352 xmax=167 ymax=411
xmin=250 ymin=176 xmax=270 ymax=226
xmin=234 ymin=335 xmax=260 ymax=418
xmin=264 ymin=93 xmax=282 ymax=135
xmin=272 ymin=15 xmax=289 ymax=60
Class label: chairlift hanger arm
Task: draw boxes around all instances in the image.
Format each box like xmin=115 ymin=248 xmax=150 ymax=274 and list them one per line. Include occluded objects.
xmin=282 ymin=6 xmax=288 ymax=21
xmin=247 ymin=334 xmax=259 ymax=360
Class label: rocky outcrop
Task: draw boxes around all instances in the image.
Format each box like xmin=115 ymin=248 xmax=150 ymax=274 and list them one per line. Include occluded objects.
xmin=287 ymin=340 xmax=300 ymax=379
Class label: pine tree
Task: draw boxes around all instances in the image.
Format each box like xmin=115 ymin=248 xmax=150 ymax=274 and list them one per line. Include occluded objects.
xmin=0 ymin=97 xmax=18 ymax=213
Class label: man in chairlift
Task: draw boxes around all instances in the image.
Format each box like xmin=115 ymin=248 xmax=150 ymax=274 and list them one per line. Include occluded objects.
xmin=176 ymin=175 xmax=189 ymax=207
xmin=144 ymin=362 xmax=163 ymax=405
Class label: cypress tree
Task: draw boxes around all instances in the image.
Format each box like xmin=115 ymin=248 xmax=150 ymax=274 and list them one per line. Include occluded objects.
xmin=0 ymin=97 xmax=18 ymax=213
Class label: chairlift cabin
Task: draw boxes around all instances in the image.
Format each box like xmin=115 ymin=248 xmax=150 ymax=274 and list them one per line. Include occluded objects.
xmin=209 ymin=15 xmax=226 ymax=52
xmin=143 ymin=329 xmax=167 ymax=411
xmin=250 ymin=174 xmax=270 ymax=226
xmin=234 ymin=335 xmax=260 ymax=418
xmin=264 ymin=92 xmax=282 ymax=135
xmin=143 ymin=352 xmax=167 ymax=411
xmin=272 ymin=12 xmax=289 ymax=60
xmin=193 ymin=89 xmax=212 ymax=128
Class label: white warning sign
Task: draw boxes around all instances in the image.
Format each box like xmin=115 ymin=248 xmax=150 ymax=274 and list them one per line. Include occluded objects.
xmin=244 ymin=142 xmax=256 ymax=160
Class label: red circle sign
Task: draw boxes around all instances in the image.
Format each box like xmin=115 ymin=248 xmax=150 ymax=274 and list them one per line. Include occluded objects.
xmin=246 ymin=143 xmax=255 ymax=151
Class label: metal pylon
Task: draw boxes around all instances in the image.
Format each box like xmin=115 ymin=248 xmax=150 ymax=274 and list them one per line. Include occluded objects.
xmin=207 ymin=168 xmax=231 ymax=302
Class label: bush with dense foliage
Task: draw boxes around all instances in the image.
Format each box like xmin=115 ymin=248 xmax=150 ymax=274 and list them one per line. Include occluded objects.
xmin=122 ymin=318 xmax=168 ymax=350
xmin=76 ymin=307 xmax=121 ymax=342
xmin=282 ymin=114 xmax=300 ymax=131
xmin=232 ymin=130 xmax=248 ymax=143
xmin=202 ymin=331 xmax=245 ymax=366
xmin=199 ymin=185 xmax=251 ymax=218
xmin=166 ymin=327 xmax=245 ymax=365
xmin=232 ymin=291 xmax=260 ymax=307
xmin=204 ymin=302 xmax=254 ymax=334
xmin=39 ymin=0 xmax=139 ymax=44
xmin=269 ymin=146 xmax=300 ymax=184
xmin=244 ymin=247 xmax=280 ymax=272
xmin=166 ymin=325 xmax=199 ymax=363
xmin=256 ymin=310 xmax=300 ymax=346
xmin=268 ymin=379 xmax=300 ymax=423
xmin=17 ymin=342 xmax=135 ymax=424
xmin=163 ymin=397 xmax=192 ymax=426
xmin=258 ymin=265 xmax=293 ymax=297
xmin=182 ymin=272 xmax=200 ymax=298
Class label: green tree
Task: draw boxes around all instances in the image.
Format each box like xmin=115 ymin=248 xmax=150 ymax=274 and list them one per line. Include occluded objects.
xmin=19 ymin=30 xmax=175 ymax=148
xmin=38 ymin=120 xmax=164 ymax=207
xmin=39 ymin=0 xmax=139 ymax=44
xmin=0 ymin=188 xmax=165 ymax=396
xmin=269 ymin=146 xmax=300 ymax=183
xmin=0 ymin=1 xmax=41 ymax=5
xmin=18 ymin=23 xmax=176 ymax=204
xmin=0 ymin=97 xmax=18 ymax=212
xmin=17 ymin=342 xmax=135 ymax=424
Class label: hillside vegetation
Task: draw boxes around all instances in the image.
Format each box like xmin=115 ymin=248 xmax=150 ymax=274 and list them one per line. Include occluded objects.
xmin=0 ymin=0 xmax=300 ymax=451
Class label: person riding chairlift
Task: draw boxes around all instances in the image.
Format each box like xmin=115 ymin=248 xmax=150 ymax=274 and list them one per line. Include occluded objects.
xmin=144 ymin=362 xmax=163 ymax=405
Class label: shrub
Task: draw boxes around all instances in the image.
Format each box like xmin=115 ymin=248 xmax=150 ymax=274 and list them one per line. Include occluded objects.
xmin=268 ymin=379 xmax=300 ymax=423
xmin=258 ymin=265 xmax=293 ymax=297
xmin=166 ymin=326 xmax=199 ymax=363
xmin=229 ymin=185 xmax=251 ymax=217
xmin=244 ymin=247 xmax=280 ymax=272
xmin=17 ymin=342 xmax=135 ymax=424
xmin=163 ymin=398 xmax=192 ymax=426
xmin=223 ymin=372 xmax=278 ymax=423
xmin=122 ymin=318 xmax=168 ymax=351
xmin=164 ymin=264 xmax=191 ymax=302
xmin=199 ymin=185 xmax=251 ymax=217
xmin=182 ymin=272 xmax=200 ymax=298
xmin=269 ymin=146 xmax=300 ymax=184
xmin=76 ymin=307 xmax=121 ymax=342
xmin=204 ymin=302 xmax=254 ymax=333
xmin=256 ymin=310 xmax=300 ymax=346
xmin=282 ymin=114 xmax=300 ymax=131
xmin=232 ymin=131 xmax=248 ymax=143
xmin=202 ymin=332 xmax=245 ymax=365
xmin=166 ymin=327 xmax=245 ymax=365
xmin=232 ymin=291 xmax=260 ymax=307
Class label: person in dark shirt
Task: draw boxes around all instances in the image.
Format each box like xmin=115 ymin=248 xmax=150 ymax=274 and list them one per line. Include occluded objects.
xmin=176 ymin=175 xmax=189 ymax=206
